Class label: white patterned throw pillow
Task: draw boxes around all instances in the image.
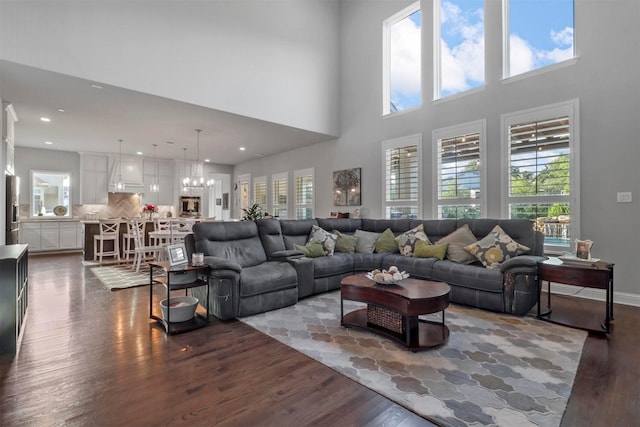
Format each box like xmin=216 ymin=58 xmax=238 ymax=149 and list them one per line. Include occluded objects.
xmin=395 ymin=224 xmax=431 ymax=256
xmin=307 ymin=225 xmax=338 ymax=256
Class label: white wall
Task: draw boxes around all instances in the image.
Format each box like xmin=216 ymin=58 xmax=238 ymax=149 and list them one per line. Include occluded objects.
xmin=0 ymin=0 xmax=340 ymax=136
xmin=234 ymin=0 xmax=640 ymax=302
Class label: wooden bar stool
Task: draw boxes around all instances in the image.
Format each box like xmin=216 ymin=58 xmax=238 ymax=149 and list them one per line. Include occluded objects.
xmin=94 ymin=219 xmax=121 ymax=264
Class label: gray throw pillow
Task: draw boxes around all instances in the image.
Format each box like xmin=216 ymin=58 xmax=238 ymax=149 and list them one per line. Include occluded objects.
xmin=436 ymin=224 xmax=478 ymax=264
xmin=354 ymin=229 xmax=380 ymax=254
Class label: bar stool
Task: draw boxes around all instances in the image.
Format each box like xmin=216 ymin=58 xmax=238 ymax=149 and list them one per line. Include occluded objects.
xmin=151 ymin=218 xmax=172 ymax=246
xmin=131 ymin=219 xmax=165 ymax=272
xmin=122 ymin=219 xmax=145 ymax=260
xmin=94 ymin=219 xmax=121 ymax=264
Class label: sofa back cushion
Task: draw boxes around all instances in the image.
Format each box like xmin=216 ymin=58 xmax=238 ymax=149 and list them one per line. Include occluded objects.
xmin=279 ymin=219 xmax=318 ymax=250
xmin=458 ymin=219 xmax=539 ymax=256
xmin=409 ymin=219 xmax=459 ymax=242
xmin=193 ymin=221 xmax=267 ymax=268
xmin=316 ymin=218 xmax=363 ymax=235
xmin=361 ymin=219 xmax=412 ymax=234
xmin=256 ymin=218 xmax=286 ymax=257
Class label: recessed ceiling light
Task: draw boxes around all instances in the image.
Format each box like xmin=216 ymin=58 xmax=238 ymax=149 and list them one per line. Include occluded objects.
xmin=165 ymin=141 xmax=174 ymax=145
xmin=90 ymin=84 xmax=103 ymax=89
xmin=57 ymin=108 xmax=65 ymax=113
xmin=44 ymin=141 xmax=53 ymax=145
xmin=136 ymin=151 xmax=143 ymax=155
xmin=204 ymin=159 xmax=210 ymax=163
xmin=239 ymin=147 xmax=246 ymax=151
xmin=40 ymin=117 xmax=51 ymax=122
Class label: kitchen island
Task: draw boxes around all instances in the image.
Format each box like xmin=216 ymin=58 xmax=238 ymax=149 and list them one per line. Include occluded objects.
xmin=81 ymin=220 xmax=155 ymax=261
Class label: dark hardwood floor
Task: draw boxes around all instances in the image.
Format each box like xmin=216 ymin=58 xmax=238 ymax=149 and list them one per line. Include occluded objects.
xmin=1 ymin=253 xmax=638 ymax=426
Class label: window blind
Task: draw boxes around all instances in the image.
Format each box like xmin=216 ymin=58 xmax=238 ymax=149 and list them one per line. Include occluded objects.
xmin=438 ymin=132 xmax=480 ymax=200
xmin=253 ymin=180 xmax=266 ymax=206
xmin=385 ymin=145 xmax=418 ymax=202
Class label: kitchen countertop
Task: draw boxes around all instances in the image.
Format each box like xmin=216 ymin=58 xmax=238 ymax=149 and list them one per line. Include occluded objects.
xmin=20 ymin=218 xmax=82 ymax=223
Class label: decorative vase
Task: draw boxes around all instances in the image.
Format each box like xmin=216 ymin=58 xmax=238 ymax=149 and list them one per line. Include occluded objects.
xmin=147 ymin=211 xmax=154 ymax=220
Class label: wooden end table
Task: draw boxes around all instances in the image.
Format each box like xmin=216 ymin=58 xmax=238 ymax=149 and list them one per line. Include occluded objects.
xmin=537 ymin=257 xmax=614 ymax=333
xmin=148 ymin=261 xmax=210 ymax=335
xmin=340 ymin=273 xmax=450 ymax=351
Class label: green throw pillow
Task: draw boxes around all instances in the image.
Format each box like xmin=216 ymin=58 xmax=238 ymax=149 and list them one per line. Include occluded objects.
xmin=295 ymin=242 xmax=326 ymax=258
xmin=413 ymin=241 xmax=448 ymax=260
xmin=374 ymin=228 xmax=398 ymax=253
xmin=333 ymin=230 xmax=359 ymax=253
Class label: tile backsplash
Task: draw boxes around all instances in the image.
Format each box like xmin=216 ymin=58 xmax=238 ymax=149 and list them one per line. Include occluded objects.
xmin=20 ymin=192 xmax=175 ymax=220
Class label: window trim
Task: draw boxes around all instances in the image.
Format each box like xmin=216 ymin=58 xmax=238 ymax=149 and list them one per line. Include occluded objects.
xmin=502 ymin=0 xmax=576 ymax=79
xmin=432 ymin=119 xmax=487 ymax=218
xmin=433 ymin=0 xmax=485 ymax=100
xmin=252 ymin=175 xmax=267 ymax=208
xmin=382 ymin=133 xmax=423 ymax=219
xmin=293 ymin=167 xmax=314 ymax=220
xmin=500 ymin=99 xmax=580 ymax=252
xmin=382 ymin=1 xmax=422 ymax=116
xmin=271 ymin=171 xmax=288 ymax=219
xmin=30 ymin=169 xmax=72 ymax=218
xmin=237 ymin=173 xmax=251 ymax=218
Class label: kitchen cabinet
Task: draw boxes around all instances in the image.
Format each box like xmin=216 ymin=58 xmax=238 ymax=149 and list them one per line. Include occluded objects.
xmin=144 ymin=158 xmax=174 ymax=205
xmin=2 ymin=102 xmax=18 ymax=175
xmin=0 ymin=244 xmax=28 ymax=355
xmin=19 ymin=221 xmax=82 ymax=252
xmin=80 ymin=154 xmax=108 ymax=204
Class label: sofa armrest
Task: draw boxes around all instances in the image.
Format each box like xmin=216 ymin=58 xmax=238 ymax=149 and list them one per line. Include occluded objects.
xmin=500 ymin=255 xmax=545 ymax=273
xmin=204 ymin=256 xmax=242 ymax=273
xmin=270 ymin=249 xmax=305 ymax=261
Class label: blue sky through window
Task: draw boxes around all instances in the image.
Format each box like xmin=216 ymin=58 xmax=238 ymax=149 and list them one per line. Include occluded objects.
xmin=509 ymin=0 xmax=574 ymax=75
xmin=389 ymin=9 xmax=421 ymax=112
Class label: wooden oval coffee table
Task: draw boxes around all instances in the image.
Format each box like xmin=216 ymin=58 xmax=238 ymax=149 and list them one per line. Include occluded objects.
xmin=340 ymin=273 xmax=450 ymax=351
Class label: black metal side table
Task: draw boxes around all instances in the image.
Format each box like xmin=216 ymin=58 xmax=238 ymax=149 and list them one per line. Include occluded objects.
xmin=148 ymin=261 xmax=210 ymax=335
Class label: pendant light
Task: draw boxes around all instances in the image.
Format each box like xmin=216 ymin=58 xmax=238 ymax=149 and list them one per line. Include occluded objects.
xmin=115 ymin=139 xmax=125 ymax=192
xmin=150 ymin=144 xmax=159 ymax=193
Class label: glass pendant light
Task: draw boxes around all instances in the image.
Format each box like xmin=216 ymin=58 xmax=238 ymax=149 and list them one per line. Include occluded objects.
xmin=150 ymin=143 xmax=159 ymax=193
xmin=115 ymin=139 xmax=125 ymax=192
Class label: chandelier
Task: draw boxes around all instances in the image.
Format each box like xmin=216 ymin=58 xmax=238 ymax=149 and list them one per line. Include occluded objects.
xmin=150 ymin=143 xmax=159 ymax=193
xmin=182 ymin=129 xmax=214 ymax=191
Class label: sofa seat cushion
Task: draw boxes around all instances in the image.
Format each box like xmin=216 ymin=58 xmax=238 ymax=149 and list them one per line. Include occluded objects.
xmin=382 ymin=254 xmax=438 ymax=279
xmin=352 ymin=253 xmax=387 ymax=271
xmin=431 ymin=260 xmax=504 ymax=293
xmin=311 ymin=253 xmax=354 ymax=278
xmin=239 ymin=262 xmax=298 ymax=297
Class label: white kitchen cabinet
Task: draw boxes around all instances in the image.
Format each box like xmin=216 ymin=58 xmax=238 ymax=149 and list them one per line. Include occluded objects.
xmin=143 ymin=158 xmax=174 ymax=205
xmin=59 ymin=222 xmax=81 ymax=249
xmin=2 ymin=102 xmax=17 ymax=175
xmin=19 ymin=221 xmax=82 ymax=252
xmin=80 ymin=154 xmax=108 ymax=204
xmin=19 ymin=222 xmax=41 ymax=251
xmin=40 ymin=222 xmax=60 ymax=250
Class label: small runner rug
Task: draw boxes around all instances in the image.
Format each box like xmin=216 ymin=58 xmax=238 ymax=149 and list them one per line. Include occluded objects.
xmin=241 ymin=291 xmax=586 ymax=427
xmin=91 ymin=264 xmax=150 ymax=290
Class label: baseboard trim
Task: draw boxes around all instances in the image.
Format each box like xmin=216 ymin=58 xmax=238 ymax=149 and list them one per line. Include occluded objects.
xmin=549 ymin=283 xmax=640 ymax=307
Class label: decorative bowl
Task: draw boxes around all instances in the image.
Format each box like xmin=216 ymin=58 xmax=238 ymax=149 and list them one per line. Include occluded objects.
xmin=159 ymin=296 xmax=199 ymax=323
xmin=53 ymin=205 xmax=68 ymax=216
xmin=366 ymin=270 xmax=410 ymax=285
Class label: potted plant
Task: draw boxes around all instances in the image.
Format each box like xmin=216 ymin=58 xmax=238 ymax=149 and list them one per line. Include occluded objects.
xmin=241 ymin=203 xmax=273 ymax=221
xmin=142 ymin=204 xmax=158 ymax=220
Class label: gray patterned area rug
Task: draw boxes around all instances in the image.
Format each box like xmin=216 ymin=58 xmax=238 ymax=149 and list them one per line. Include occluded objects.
xmin=91 ymin=264 xmax=151 ymax=290
xmin=241 ymin=291 xmax=587 ymax=427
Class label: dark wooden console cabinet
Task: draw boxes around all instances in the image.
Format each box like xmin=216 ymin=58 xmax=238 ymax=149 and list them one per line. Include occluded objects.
xmin=0 ymin=244 xmax=29 ymax=355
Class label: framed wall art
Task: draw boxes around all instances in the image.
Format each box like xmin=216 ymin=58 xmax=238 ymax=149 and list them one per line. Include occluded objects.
xmin=333 ymin=168 xmax=361 ymax=206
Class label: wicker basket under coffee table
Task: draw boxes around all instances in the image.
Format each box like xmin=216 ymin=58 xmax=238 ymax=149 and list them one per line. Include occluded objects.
xmin=340 ymin=273 xmax=450 ymax=351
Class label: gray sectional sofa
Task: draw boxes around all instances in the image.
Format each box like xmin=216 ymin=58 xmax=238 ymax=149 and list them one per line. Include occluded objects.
xmin=186 ymin=218 xmax=545 ymax=321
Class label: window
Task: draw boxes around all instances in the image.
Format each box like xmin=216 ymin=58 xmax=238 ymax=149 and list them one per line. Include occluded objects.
xmin=294 ymin=168 xmax=314 ymax=219
xmin=383 ymin=2 xmax=421 ymax=115
xmin=383 ymin=134 xmax=422 ymax=219
xmin=504 ymin=0 xmax=575 ymax=78
xmin=31 ymin=170 xmax=71 ymax=217
xmin=434 ymin=0 xmax=485 ymax=99
xmin=253 ymin=176 xmax=267 ymax=207
xmin=272 ymin=172 xmax=288 ymax=219
xmin=502 ymin=100 xmax=579 ymax=250
xmin=433 ymin=120 xmax=486 ymax=218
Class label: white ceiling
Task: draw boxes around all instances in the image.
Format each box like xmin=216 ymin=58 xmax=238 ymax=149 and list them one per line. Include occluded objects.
xmin=0 ymin=60 xmax=335 ymax=165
